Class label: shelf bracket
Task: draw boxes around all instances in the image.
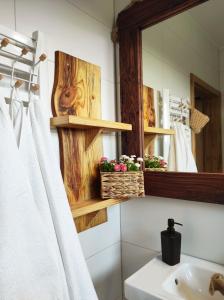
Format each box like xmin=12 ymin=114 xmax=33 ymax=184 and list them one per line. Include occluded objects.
xmin=144 ymin=134 xmax=157 ymax=150
xmin=85 ymin=128 xmax=103 ymax=151
xmin=74 ymin=209 xmax=107 ymax=233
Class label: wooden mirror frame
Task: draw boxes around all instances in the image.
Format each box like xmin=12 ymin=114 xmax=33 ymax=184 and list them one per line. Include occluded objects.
xmin=117 ymin=0 xmax=224 ymax=205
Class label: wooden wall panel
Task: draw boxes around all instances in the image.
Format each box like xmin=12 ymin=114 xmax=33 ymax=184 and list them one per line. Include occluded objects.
xmin=52 ymin=51 xmax=106 ymax=232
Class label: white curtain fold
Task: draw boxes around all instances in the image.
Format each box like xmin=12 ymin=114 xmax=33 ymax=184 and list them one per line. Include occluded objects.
xmin=0 ymin=93 xmax=98 ymax=299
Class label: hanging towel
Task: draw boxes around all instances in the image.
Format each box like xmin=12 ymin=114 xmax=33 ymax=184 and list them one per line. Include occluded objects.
xmin=12 ymin=99 xmax=70 ymax=299
xmin=168 ymin=122 xmax=198 ymax=172
xmin=29 ymin=95 xmax=98 ymax=300
xmin=0 ymin=98 xmax=98 ymax=299
xmin=3 ymin=92 xmax=98 ymax=299
xmin=0 ymin=100 xmax=67 ymax=300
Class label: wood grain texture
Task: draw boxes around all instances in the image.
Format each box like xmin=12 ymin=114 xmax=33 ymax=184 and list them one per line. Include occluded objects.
xmin=74 ymin=209 xmax=107 ymax=233
xmin=119 ymin=28 xmax=144 ymax=158
xmin=191 ymin=74 xmax=222 ymax=173
xmin=144 ymin=127 xmax=175 ymax=135
xmin=144 ymin=127 xmax=175 ymax=152
xmin=144 ymin=171 xmax=224 ymax=205
xmin=118 ymin=0 xmax=224 ymax=204
xmin=202 ymin=95 xmax=222 ymax=172
xmin=71 ymin=198 xmax=128 ymax=218
xmin=117 ymin=0 xmax=208 ymax=31
xmin=143 ymin=85 xmax=175 ymax=153
xmin=50 ymin=115 xmax=132 ymax=131
xmin=51 ymin=51 xmax=106 ymax=232
xmin=143 ymin=85 xmax=155 ymax=127
xmin=144 ymin=135 xmax=156 ymax=152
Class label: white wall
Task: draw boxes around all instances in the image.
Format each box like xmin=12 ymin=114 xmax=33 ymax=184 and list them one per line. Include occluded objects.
xmin=142 ymin=11 xmax=220 ymax=97
xmin=220 ymin=48 xmax=224 ymax=169
xmin=121 ymin=197 xmax=224 ymax=279
xmin=121 ymin=10 xmax=224 ymax=283
xmin=0 ymin=1 xmax=122 ymax=299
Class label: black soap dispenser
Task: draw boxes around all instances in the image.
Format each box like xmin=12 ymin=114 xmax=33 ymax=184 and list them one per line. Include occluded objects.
xmin=161 ymin=218 xmax=183 ymax=266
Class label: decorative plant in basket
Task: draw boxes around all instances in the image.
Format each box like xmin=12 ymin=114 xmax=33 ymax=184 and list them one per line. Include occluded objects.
xmin=144 ymin=154 xmax=167 ymax=171
xmin=100 ymin=155 xmax=145 ymax=199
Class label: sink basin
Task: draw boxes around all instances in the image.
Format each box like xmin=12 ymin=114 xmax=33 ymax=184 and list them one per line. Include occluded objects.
xmin=125 ymin=254 xmax=224 ymax=300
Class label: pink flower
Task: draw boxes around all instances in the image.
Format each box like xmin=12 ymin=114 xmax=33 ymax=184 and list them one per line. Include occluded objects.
xmin=114 ymin=164 xmax=121 ymax=172
xmin=120 ymin=164 xmax=127 ymax=172
xmin=110 ymin=159 xmax=116 ymax=163
xmin=160 ymin=160 xmax=167 ymax=168
xmin=100 ymin=156 xmax=108 ymax=162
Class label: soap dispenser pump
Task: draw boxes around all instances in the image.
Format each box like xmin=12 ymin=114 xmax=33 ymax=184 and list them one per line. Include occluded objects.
xmin=161 ymin=218 xmax=183 ymax=266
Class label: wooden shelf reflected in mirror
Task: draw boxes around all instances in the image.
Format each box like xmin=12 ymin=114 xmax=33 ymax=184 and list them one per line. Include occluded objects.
xmin=144 ymin=127 xmax=175 ymax=150
xmin=144 ymin=127 xmax=175 ymax=135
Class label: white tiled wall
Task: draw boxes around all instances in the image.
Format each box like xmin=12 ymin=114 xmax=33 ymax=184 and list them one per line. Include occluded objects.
xmin=0 ymin=0 xmax=121 ymax=299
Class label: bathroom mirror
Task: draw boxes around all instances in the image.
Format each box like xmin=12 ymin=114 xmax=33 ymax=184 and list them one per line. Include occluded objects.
xmin=117 ymin=0 xmax=224 ymax=204
xmin=142 ymin=2 xmax=223 ymax=174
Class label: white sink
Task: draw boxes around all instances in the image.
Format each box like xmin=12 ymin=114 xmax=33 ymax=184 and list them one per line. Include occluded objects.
xmin=125 ymin=255 xmax=224 ymax=300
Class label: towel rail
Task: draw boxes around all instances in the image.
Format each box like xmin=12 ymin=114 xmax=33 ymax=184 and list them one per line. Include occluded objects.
xmin=0 ymin=27 xmax=46 ymax=91
xmin=0 ymin=49 xmax=33 ymax=66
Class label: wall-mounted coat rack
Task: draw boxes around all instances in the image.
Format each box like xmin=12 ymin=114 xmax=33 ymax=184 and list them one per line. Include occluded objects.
xmin=0 ymin=25 xmax=47 ymax=104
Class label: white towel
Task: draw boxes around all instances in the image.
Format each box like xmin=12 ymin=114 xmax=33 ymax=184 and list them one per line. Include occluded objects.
xmin=0 ymin=96 xmax=98 ymax=299
xmin=0 ymin=100 xmax=66 ymax=299
xmin=29 ymin=96 xmax=98 ymax=299
xmin=13 ymin=100 xmax=70 ymax=299
xmin=0 ymin=92 xmax=98 ymax=299
xmin=168 ymin=122 xmax=197 ymax=172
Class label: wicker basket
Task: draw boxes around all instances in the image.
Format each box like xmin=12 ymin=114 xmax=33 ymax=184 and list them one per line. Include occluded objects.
xmin=145 ymin=168 xmax=166 ymax=172
xmin=101 ymin=171 xmax=145 ymax=199
xmin=190 ymin=108 xmax=209 ymax=134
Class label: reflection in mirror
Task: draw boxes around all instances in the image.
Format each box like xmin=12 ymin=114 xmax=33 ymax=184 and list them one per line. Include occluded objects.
xmin=142 ymin=0 xmax=223 ymax=173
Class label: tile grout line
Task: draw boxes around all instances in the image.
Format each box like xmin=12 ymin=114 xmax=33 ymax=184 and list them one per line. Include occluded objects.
xmin=122 ymin=240 xmax=160 ymax=254
xmin=85 ymin=241 xmax=121 ymax=261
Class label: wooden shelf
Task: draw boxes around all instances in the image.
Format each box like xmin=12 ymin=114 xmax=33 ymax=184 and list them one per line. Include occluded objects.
xmin=71 ymin=198 xmax=128 ymax=218
xmin=144 ymin=127 xmax=175 ymax=149
xmin=144 ymin=126 xmax=175 ymax=135
xmin=51 ymin=115 xmax=132 ymax=132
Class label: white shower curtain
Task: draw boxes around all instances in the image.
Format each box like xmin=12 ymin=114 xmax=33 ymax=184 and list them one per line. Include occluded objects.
xmin=0 ymin=96 xmax=98 ymax=298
